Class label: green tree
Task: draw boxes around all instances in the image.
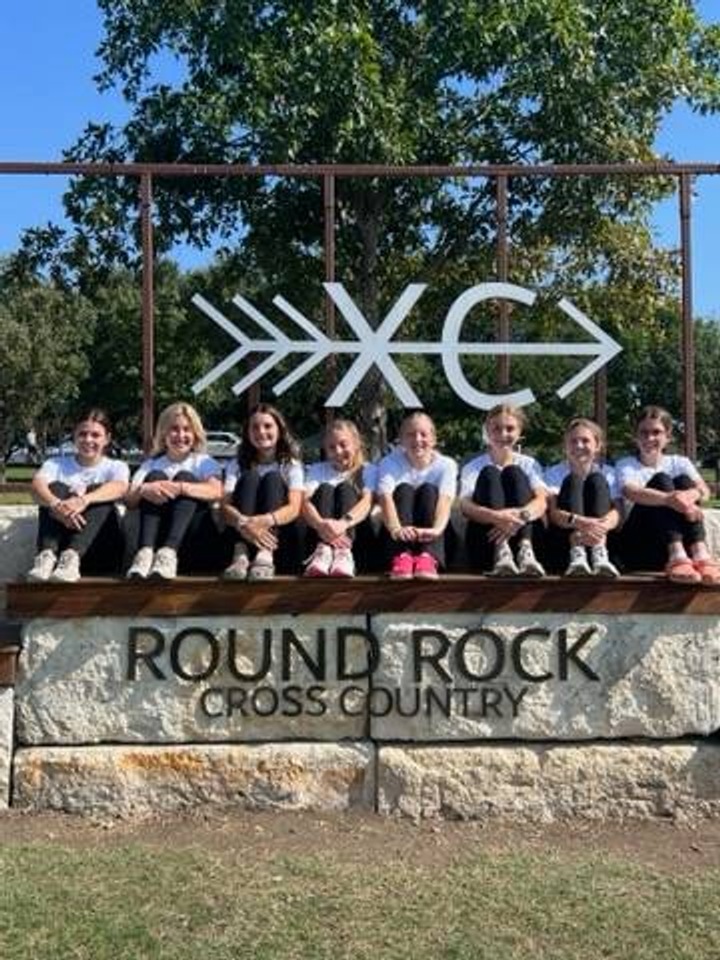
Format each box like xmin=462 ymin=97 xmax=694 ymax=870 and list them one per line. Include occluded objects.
xmin=17 ymin=1 xmax=720 ymax=449
xmin=0 ymin=281 xmax=95 ymax=480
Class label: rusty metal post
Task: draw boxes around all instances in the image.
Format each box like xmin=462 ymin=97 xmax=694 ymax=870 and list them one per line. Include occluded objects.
xmin=593 ymin=368 xmax=607 ymax=439
xmin=140 ymin=174 xmax=155 ymax=453
xmin=495 ymin=175 xmax=510 ymax=387
xmin=324 ymin=173 xmax=337 ymax=419
xmin=679 ymin=174 xmax=697 ymax=459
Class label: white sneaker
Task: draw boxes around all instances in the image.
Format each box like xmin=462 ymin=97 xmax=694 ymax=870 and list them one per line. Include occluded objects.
xmin=517 ymin=542 xmax=545 ymax=578
xmin=591 ymin=544 xmax=620 ymax=578
xmin=50 ymin=549 xmax=81 ymax=583
xmin=565 ymin=545 xmax=592 ymax=578
xmin=491 ymin=545 xmax=519 ymax=577
xmin=329 ymin=546 xmax=355 ymax=578
xmin=27 ymin=549 xmax=57 ymax=582
xmin=305 ymin=542 xmax=333 ymax=577
xmin=223 ymin=544 xmax=250 ymax=580
xmin=149 ymin=547 xmax=178 ymax=580
xmin=127 ymin=547 xmax=154 ymax=580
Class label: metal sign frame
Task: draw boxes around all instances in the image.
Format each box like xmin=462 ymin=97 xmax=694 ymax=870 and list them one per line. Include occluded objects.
xmin=1 ymin=160 xmax=716 ymax=455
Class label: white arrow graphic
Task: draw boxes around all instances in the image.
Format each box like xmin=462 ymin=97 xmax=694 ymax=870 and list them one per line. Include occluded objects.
xmin=191 ymin=282 xmax=622 ymax=410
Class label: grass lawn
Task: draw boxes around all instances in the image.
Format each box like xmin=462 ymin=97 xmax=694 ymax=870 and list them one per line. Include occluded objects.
xmin=1 ymin=822 xmax=719 ymax=960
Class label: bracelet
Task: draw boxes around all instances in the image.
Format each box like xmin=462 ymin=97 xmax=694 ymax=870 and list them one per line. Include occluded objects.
xmin=270 ymin=512 xmax=278 ymax=527
xmin=568 ymin=513 xmax=576 ymax=529
xmin=343 ymin=512 xmax=354 ymax=526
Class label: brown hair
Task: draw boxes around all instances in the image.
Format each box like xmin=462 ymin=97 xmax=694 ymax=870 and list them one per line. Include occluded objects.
xmin=239 ymin=403 xmax=300 ymax=469
xmin=74 ymin=408 xmax=113 ymax=437
xmin=634 ymin=405 xmax=674 ymax=435
xmin=151 ymin=402 xmax=207 ymax=457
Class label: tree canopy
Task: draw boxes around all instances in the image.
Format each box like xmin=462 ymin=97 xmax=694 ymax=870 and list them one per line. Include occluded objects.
xmin=0 ymin=277 xmax=95 ymax=477
xmin=12 ymin=1 xmax=720 ymax=453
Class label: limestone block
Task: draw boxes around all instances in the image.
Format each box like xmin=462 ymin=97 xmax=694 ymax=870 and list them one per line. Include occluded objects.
xmin=378 ymin=741 xmax=720 ymax=821
xmin=16 ymin=617 xmax=373 ymax=744
xmin=12 ymin=741 xmax=375 ymax=816
xmin=0 ymin=506 xmax=37 ymax=582
xmin=371 ymin=613 xmax=720 ymax=740
xmin=706 ymin=509 xmax=720 ymax=559
xmin=0 ymin=688 xmax=13 ymax=808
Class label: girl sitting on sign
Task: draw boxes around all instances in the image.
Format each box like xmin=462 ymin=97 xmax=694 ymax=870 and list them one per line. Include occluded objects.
xmin=126 ymin=402 xmax=223 ymax=580
xmin=544 ymin=417 xmax=621 ymax=577
xmin=222 ymin=403 xmax=304 ymax=580
xmin=27 ymin=408 xmax=129 ymax=582
xmin=377 ymin=410 xmax=457 ymax=580
xmin=460 ymin=404 xmax=547 ymax=577
xmin=616 ymin=405 xmax=720 ymax=584
xmin=302 ymin=419 xmax=377 ymax=578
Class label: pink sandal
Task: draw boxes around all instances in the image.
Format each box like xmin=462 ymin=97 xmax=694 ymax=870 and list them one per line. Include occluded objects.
xmin=665 ymin=557 xmax=701 ymax=585
xmin=693 ymin=558 xmax=720 ymax=585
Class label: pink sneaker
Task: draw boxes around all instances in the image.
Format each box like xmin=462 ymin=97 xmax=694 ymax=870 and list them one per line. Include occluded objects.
xmin=414 ymin=552 xmax=439 ymax=579
xmin=389 ymin=552 xmax=414 ymax=579
xmin=305 ymin=542 xmax=333 ymax=577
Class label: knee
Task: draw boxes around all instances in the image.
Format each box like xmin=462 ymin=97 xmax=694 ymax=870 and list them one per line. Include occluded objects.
xmin=646 ymin=472 xmax=674 ymax=492
xmin=673 ymin=474 xmax=695 ymax=492
xmin=144 ymin=470 xmax=169 ymax=483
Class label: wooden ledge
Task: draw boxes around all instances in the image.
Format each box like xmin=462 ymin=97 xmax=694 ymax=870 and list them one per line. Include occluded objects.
xmin=7 ymin=575 xmax=720 ymax=619
xmin=0 ymin=623 xmax=21 ymax=685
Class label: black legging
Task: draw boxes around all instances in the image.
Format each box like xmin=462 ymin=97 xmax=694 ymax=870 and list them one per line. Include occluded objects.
xmin=546 ymin=472 xmax=615 ymax=572
xmin=309 ymin=481 xmax=360 ymax=541
xmin=619 ymin=472 xmax=705 ymax=571
xmin=383 ymin=482 xmax=445 ymax=565
xmin=37 ymin=481 xmax=123 ymax=574
xmin=136 ymin=470 xmax=200 ymax=550
xmin=229 ymin=468 xmax=301 ymax=573
xmin=465 ymin=464 xmax=538 ymax=572
xmin=37 ymin=481 xmax=116 ymax=557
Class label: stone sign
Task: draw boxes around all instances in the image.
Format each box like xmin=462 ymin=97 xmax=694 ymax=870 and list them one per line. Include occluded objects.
xmin=15 ymin=611 xmax=720 ymax=745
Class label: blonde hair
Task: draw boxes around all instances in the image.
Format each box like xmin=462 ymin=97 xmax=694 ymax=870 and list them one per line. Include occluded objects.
xmin=482 ymin=404 xmax=526 ymax=446
xmin=565 ymin=417 xmax=605 ymax=455
xmin=325 ymin=419 xmax=366 ymax=473
xmin=485 ymin=404 xmax=527 ymax=432
xmin=400 ymin=410 xmax=437 ymax=445
xmin=151 ymin=402 xmax=207 ymax=456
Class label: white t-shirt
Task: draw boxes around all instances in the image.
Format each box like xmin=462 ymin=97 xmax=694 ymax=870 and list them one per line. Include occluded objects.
xmin=615 ymin=454 xmax=702 ymax=512
xmin=459 ymin=452 xmax=544 ymax=499
xmin=223 ymin=458 xmax=304 ymax=495
xmin=377 ymin=449 xmax=457 ymax=498
xmin=304 ymin=461 xmax=378 ymax=496
xmin=543 ymin=461 xmax=619 ymax=500
xmin=132 ymin=452 xmax=221 ymax=487
xmin=37 ymin=454 xmax=129 ymax=495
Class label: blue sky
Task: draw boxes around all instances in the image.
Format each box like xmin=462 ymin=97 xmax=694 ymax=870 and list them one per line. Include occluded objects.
xmin=2 ymin=1 xmax=720 ymax=317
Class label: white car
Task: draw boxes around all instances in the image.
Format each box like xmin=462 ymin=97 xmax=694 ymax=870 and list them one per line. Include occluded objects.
xmin=205 ymin=430 xmax=241 ymax=459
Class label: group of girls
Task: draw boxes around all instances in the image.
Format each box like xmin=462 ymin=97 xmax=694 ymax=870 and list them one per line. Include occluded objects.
xmin=26 ymin=400 xmax=720 ymax=587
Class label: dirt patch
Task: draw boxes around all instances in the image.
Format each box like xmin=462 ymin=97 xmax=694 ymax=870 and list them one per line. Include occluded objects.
xmin=2 ymin=808 xmax=720 ymax=873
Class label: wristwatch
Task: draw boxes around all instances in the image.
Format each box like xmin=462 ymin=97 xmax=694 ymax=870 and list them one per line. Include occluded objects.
xmin=519 ymin=508 xmax=532 ymax=523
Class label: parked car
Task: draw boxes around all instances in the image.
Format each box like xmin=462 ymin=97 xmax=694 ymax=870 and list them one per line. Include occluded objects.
xmin=45 ymin=436 xmax=75 ymax=458
xmin=7 ymin=446 xmax=36 ymax=465
xmin=205 ymin=430 xmax=241 ymax=459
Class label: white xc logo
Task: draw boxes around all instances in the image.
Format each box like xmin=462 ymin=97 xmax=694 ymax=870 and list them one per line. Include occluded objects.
xmin=191 ymin=282 xmax=622 ymax=409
